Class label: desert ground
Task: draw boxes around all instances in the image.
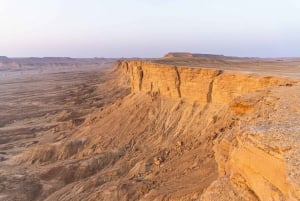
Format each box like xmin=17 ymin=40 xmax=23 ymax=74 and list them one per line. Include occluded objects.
xmin=0 ymin=54 xmax=299 ymax=201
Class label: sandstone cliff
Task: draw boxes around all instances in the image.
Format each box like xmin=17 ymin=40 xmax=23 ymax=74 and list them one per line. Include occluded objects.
xmin=120 ymin=60 xmax=292 ymax=104
xmin=118 ymin=60 xmax=300 ymax=201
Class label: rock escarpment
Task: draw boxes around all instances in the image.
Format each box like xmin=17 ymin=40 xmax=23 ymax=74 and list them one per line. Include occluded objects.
xmin=119 ymin=60 xmax=300 ymax=201
xmin=120 ymin=60 xmax=292 ymax=104
xmin=6 ymin=59 xmax=299 ymax=201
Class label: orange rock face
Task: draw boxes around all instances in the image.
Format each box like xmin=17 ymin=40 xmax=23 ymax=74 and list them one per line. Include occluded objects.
xmin=118 ymin=60 xmax=300 ymax=201
xmin=120 ymin=60 xmax=293 ymax=104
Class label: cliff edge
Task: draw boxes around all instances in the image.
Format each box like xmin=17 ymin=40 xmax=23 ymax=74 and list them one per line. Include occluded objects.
xmin=119 ymin=60 xmax=300 ymax=200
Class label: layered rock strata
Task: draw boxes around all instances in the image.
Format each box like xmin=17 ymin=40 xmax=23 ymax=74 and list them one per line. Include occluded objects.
xmin=118 ymin=60 xmax=300 ymax=201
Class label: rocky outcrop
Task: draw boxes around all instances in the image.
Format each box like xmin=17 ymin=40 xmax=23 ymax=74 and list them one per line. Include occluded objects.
xmin=118 ymin=60 xmax=300 ymax=200
xmin=211 ymin=84 xmax=300 ymax=201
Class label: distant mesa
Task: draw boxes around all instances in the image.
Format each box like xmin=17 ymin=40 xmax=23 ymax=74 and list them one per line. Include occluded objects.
xmin=163 ymin=52 xmax=226 ymax=59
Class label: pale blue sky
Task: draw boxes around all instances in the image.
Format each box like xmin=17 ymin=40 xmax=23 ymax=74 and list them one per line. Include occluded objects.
xmin=0 ymin=0 xmax=299 ymax=58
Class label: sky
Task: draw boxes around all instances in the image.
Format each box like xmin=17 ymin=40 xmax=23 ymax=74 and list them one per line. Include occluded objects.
xmin=0 ymin=0 xmax=300 ymax=58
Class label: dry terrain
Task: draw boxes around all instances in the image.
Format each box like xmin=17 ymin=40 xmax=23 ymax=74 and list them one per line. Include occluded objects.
xmin=0 ymin=54 xmax=300 ymax=201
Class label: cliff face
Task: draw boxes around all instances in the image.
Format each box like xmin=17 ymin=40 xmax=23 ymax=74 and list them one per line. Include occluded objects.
xmin=120 ymin=60 xmax=292 ymax=104
xmin=119 ymin=60 xmax=300 ymax=201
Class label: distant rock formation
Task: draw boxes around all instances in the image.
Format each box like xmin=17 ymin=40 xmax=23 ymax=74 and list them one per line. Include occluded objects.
xmin=164 ymin=52 xmax=226 ymax=59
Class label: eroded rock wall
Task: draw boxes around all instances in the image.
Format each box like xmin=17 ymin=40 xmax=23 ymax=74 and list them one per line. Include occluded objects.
xmin=119 ymin=60 xmax=292 ymax=104
xmin=118 ymin=60 xmax=300 ymax=201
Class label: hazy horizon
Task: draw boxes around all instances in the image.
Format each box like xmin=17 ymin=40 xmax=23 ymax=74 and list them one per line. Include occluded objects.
xmin=1 ymin=0 xmax=300 ymax=58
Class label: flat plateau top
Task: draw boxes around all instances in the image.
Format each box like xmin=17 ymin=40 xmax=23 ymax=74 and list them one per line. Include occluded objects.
xmin=151 ymin=57 xmax=300 ymax=79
